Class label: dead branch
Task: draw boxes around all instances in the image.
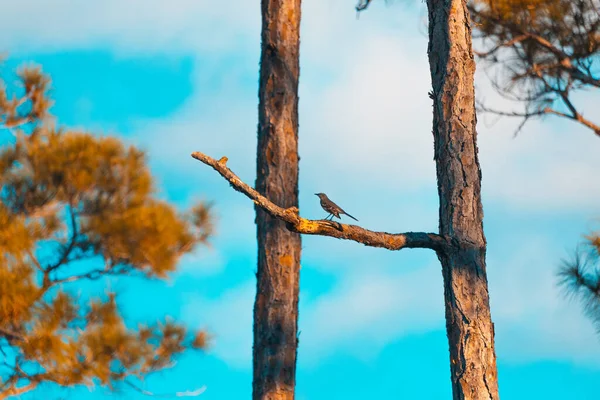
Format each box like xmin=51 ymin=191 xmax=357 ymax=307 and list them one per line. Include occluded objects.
xmin=191 ymin=152 xmax=449 ymax=254
xmin=0 ymin=382 xmax=38 ymax=400
xmin=477 ymin=98 xmax=600 ymax=138
xmin=45 ymin=201 xmax=79 ymax=272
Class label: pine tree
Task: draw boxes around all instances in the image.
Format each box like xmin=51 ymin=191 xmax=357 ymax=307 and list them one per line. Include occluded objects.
xmin=0 ymin=62 xmax=212 ymax=398
xmin=253 ymin=1 xmax=302 ymax=399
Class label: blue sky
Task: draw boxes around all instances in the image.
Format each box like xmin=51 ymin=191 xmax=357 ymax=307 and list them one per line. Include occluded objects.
xmin=2 ymin=0 xmax=600 ymax=399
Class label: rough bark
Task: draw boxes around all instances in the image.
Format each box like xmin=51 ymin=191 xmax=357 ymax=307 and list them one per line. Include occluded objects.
xmin=426 ymin=0 xmax=499 ymax=399
xmin=253 ymin=1 xmax=302 ymax=399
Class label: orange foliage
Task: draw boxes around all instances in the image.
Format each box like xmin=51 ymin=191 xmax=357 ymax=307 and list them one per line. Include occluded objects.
xmin=0 ymin=62 xmax=212 ymax=397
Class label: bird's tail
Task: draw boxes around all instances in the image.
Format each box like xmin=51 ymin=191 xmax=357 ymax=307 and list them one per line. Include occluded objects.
xmin=345 ymin=212 xmax=358 ymax=222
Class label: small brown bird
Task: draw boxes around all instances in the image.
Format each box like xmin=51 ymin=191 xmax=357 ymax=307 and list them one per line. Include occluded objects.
xmin=315 ymin=193 xmax=358 ymax=222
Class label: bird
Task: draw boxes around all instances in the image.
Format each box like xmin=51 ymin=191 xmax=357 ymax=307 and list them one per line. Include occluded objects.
xmin=315 ymin=193 xmax=358 ymax=222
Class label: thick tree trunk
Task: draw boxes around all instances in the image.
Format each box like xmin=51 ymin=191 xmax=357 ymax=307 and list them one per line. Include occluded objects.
xmin=426 ymin=0 xmax=499 ymax=399
xmin=253 ymin=1 xmax=302 ymax=400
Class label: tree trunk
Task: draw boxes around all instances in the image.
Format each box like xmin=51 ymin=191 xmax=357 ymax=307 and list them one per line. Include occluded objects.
xmin=253 ymin=1 xmax=302 ymax=399
xmin=426 ymin=0 xmax=499 ymax=399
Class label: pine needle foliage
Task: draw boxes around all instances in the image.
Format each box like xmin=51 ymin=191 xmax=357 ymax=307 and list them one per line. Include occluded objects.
xmin=559 ymin=233 xmax=600 ymax=331
xmin=0 ymin=62 xmax=212 ymax=398
xmin=469 ymin=0 xmax=600 ymax=135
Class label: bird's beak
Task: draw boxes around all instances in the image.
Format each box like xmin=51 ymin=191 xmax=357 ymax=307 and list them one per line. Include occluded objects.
xmin=314 ymin=193 xmax=318 ymax=196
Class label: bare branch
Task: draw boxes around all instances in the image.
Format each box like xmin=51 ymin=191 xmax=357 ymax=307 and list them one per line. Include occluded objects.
xmin=45 ymin=202 xmax=79 ymax=272
xmin=517 ymin=33 xmax=600 ymax=88
xmin=24 ymin=200 xmax=61 ymax=220
xmin=1 ymin=116 xmax=34 ymax=130
xmin=474 ymin=34 xmax=530 ymax=57
xmin=51 ymin=269 xmax=106 ymax=285
xmin=0 ymin=382 xmax=38 ymax=400
xmin=50 ymin=260 xmax=125 ymax=286
xmin=521 ymin=32 xmax=573 ymax=62
xmin=191 ymin=152 xmax=449 ymax=253
xmin=0 ymin=363 xmax=39 ymax=400
xmin=25 ymin=249 xmax=44 ymax=274
xmin=477 ymin=102 xmax=600 ymax=138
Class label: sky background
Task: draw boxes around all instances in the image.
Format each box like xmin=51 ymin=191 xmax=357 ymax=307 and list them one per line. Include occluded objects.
xmin=1 ymin=0 xmax=600 ymax=399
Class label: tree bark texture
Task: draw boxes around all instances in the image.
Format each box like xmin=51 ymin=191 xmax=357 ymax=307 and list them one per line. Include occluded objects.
xmin=253 ymin=1 xmax=302 ymax=400
xmin=426 ymin=0 xmax=499 ymax=399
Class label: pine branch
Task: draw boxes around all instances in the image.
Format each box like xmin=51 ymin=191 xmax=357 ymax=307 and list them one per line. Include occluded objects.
xmin=45 ymin=202 xmax=79 ymax=272
xmin=0 ymin=382 xmax=38 ymax=400
xmin=473 ymin=34 xmax=530 ymax=58
xmin=558 ymin=241 xmax=600 ymax=330
xmin=191 ymin=152 xmax=449 ymax=253
xmin=50 ymin=260 xmax=130 ymax=286
xmin=477 ymin=102 xmax=600 ymax=138
xmin=0 ymin=328 xmax=24 ymax=343
xmin=470 ymin=1 xmax=600 ymax=138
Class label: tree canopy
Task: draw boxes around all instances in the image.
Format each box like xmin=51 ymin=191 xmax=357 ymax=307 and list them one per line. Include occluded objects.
xmin=469 ymin=0 xmax=600 ymax=338
xmin=0 ymin=63 xmax=212 ymax=398
xmin=469 ymin=0 xmax=600 ymax=136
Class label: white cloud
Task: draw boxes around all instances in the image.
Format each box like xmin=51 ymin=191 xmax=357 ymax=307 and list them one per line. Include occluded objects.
xmin=488 ymin=237 xmax=600 ymax=365
xmin=174 ymin=196 xmax=257 ymax=278
xmin=0 ymin=0 xmax=260 ymax=55
xmin=187 ymin=233 xmax=600 ymax=368
xmin=475 ymin=73 xmax=600 ymax=211
xmin=299 ymin=262 xmax=444 ymax=363
xmin=5 ymin=0 xmax=596 ymax=210
xmin=299 ymin=33 xmax=437 ymax=191
xmin=184 ymin=281 xmax=255 ymax=368
xmin=300 ymin=234 xmax=600 ymax=367
xmin=178 ymin=245 xmax=226 ymax=277
xmin=118 ymin=1 xmax=599 ymax=213
xmin=180 ymin=262 xmax=445 ymax=368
